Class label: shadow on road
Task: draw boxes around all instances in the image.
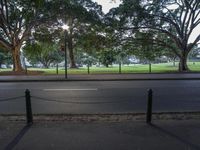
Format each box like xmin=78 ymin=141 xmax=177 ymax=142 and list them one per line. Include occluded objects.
xmin=150 ymin=123 xmax=200 ymax=150
xmin=4 ymin=124 xmax=32 ymax=150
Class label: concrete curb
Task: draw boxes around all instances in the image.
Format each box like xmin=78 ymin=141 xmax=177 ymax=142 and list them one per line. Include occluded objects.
xmin=1 ymin=77 xmax=200 ymax=82
xmin=1 ymin=111 xmax=200 ymax=122
xmin=1 ymin=73 xmax=200 ymax=82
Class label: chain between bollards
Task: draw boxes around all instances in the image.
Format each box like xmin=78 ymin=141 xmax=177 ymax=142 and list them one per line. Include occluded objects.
xmin=25 ymin=89 xmax=33 ymax=125
xmin=146 ymin=89 xmax=153 ymax=124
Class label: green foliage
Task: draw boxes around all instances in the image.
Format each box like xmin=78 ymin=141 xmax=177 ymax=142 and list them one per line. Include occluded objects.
xmin=0 ymin=51 xmax=12 ymax=67
xmin=106 ymin=0 xmax=200 ymax=71
xmin=98 ymin=49 xmax=116 ymax=67
xmin=47 ymin=0 xmax=104 ymax=68
xmin=24 ymin=42 xmax=63 ymax=68
xmin=0 ymin=0 xmax=57 ymax=71
xmin=188 ymin=46 xmax=200 ymax=60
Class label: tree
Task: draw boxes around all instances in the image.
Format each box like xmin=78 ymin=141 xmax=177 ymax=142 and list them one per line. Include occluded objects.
xmin=0 ymin=0 xmax=104 ymax=71
xmin=134 ymin=32 xmax=164 ymax=62
xmin=57 ymin=0 xmax=103 ymax=68
xmin=108 ymin=0 xmax=200 ymax=72
xmin=0 ymin=44 xmax=13 ymax=67
xmin=23 ymin=42 xmax=63 ymax=68
xmin=0 ymin=0 xmax=54 ymax=72
xmin=98 ymin=49 xmax=116 ymax=67
xmin=0 ymin=51 xmax=12 ymax=67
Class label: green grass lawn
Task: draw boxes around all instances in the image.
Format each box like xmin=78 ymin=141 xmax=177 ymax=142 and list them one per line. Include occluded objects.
xmin=1 ymin=62 xmax=200 ymax=75
xmin=26 ymin=63 xmax=179 ymax=74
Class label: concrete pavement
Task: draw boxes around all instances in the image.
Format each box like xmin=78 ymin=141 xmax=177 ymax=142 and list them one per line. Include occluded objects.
xmin=1 ymin=73 xmax=200 ymax=82
xmin=1 ymin=119 xmax=200 ymax=150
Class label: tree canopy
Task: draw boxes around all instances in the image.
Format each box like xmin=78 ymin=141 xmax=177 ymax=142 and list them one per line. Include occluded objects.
xmin=0 ymin=0 xmax=103 ymax=71
xmin=0 ymin=0 xmax=56 ymax=71
xmin=106 ymin=0 xmax=200 ymax=71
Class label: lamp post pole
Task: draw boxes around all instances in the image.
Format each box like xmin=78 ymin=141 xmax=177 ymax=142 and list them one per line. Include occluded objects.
xmin=64 ymin=30 xmax=68 ymax=79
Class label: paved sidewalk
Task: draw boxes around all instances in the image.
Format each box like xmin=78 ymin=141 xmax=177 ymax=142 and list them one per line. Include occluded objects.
xmin=1 ymin=73 xmax=200 ymax=82
xmin=1 ymin=119 xmax=200 ymax=150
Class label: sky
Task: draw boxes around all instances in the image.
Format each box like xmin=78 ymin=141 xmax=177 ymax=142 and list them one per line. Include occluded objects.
xmin=92 ymin=0 xmax=121 ymax=14
xmin=92 ymin=0 xmax=199 ymax=44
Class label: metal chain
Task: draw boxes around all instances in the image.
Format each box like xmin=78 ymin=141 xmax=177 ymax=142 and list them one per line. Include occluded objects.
xmin=0 ymin=96 xmax=24 ymax=102
xmin=31 ymin=96 xmax=132 ymax=104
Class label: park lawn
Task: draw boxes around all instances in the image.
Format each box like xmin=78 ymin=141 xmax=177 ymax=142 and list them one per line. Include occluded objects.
xmin=1 ymin=62 xmax=200 ymax=75
xmin=187 ymin=62 xmax=200 ymax=71
xmin=28 ymin=63 xmax=180 ymax=74
xmin=29 ymin=67 xmax=87 ymax=75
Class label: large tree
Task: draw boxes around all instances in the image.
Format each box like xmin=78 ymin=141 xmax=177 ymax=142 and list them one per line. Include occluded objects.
xmin=23 ymin=26 xmax=63 ymax=68
xmin=0 ymin=0 xmax=54 ymax=72
xmin=24 ymin=42 xmax=62 ymax=68
xmin=108 ymin=0 xmax=200 ymax=72
xmin=57 ymin=0 xmax=103 ymax=68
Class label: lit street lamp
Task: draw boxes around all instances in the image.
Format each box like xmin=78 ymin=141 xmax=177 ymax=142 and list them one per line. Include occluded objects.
xmin=62 ymin=24 xmax=69 ymax=79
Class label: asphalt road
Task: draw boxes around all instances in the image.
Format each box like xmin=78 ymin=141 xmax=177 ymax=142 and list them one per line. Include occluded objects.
xmin=0 ymin=80 xmax=200 ymax=114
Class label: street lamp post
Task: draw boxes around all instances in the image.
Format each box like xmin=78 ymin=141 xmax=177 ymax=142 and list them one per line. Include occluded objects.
xmin=64 ymin=30 xmax=68 ymax=79
xmin=62 ymin=25 xmax=69 ymax=79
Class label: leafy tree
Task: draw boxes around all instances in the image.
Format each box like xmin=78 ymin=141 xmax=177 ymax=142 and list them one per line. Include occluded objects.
xmin=0 ymin=0 xmax=54 ymax=72
xmin=0 ymin=45 xmax=13 ymax=67
xmin=98 ymin=49 xmax=116 ymax=67
xmin=108 ymin=0 xmax=200 ymax=72
xmin=0 ymin=52 xmax=5 ymax=67
xmin=189 ymin=45 xmax=200 ymax=58
xmin=0 ymin=0 xmax=105 ymax=71
xmin=56 ymin=0 xmax=103 ymax=68
xmin=23 ymin=25 xmax=64 ymax=68
xmin=23 ymin=42 xmax=63 ymax=68
xmin=135 ymin=33 xmax=162 ymax=62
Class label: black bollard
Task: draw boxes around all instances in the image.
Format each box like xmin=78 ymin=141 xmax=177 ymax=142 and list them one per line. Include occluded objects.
xmin=119 ymin=62 xmax=121 ymax=74
xmin=146 ymin=89 xmax=153 ymax=124
xmin=149 ymin=63 xmax=151 ymax=73
xmin=87 ymin=63 xmax=90 ymax=74
xmin=56 ymin=64 xmax=59 ymax=75
xmin=25 ymin=89 xmax=33 ymax=125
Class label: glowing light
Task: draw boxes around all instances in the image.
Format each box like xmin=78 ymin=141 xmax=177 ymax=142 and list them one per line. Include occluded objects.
xmin=62 ymin=24 xmax=69 ymax=30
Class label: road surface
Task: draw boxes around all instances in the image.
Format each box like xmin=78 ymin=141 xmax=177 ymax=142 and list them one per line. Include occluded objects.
xmin=0 ymin=80 xmax=200 ymax=114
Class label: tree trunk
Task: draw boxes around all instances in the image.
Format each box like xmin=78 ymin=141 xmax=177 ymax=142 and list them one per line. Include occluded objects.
xmin=173 ymin=57 xmax=176 ymax=67
xmin=43 ymin=64 xmax=49 ymax=68
xmin=149 ymin=62 xmax=151 ymax=73
xmin=68 ymin=35 xmax=77 ymax=68
xmin=179 ymin=52 xmax=189 ymax=72
xmin=12 ymin=46 xmax=23 ymax=72
xmin=67 ymin=17 xmax=77 ymax=69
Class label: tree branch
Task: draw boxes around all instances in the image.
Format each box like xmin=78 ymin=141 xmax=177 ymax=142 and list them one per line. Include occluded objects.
xmin=0 ymin=36 xmax=11 ymax=50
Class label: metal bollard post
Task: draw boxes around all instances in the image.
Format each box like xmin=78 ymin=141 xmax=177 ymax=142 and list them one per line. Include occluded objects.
xmin=119 ymin=62 xmax=121 ymax=74
xmin=149 ymin=63 xmax=151 ymax=73
xmin=87 ymin=63 xmax=90 ymax=74
xmin=146 ymin=89 xmax=153 ymax=124
xmin=56 ymin=64 xmax=59 ymax=75
xmin=25 ymin=89 xmax=33 ymax=125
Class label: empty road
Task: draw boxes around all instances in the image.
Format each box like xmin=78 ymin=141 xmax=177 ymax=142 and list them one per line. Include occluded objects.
xmin=0 ymin=80 xmax=200 ymax=114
